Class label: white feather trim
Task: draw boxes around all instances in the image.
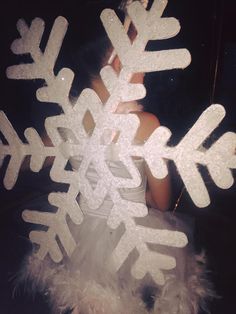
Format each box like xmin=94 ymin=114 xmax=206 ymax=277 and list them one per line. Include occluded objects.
xmin=14 ymin=249 xmax=215 ymax=314
xmin=153 ymin=252 xmax=216 ymax=314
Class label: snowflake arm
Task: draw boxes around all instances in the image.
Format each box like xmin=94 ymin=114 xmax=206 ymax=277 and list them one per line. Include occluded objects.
xmin=129 ymin=105 xmax=236 ymax=207
xmin=101 ymin=2 xmax=191 ymax=73
xmin=6 ymin=16 xmax=74 ymax=114
xmin=23 ymin=202 xmax=77 ymax=262
xmin=0 ymin=112 xmax=56 ymax=189
xmin=108 ymin=201 xmax=187 ymax=285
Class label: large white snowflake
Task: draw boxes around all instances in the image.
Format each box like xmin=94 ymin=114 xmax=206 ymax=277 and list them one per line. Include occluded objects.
xmin=1 ymin=0 xmax=236 ymax=286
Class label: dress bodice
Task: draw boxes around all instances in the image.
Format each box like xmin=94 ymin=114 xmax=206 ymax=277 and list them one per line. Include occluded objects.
xmin=69 ymin=144 xmax=147 ymax=218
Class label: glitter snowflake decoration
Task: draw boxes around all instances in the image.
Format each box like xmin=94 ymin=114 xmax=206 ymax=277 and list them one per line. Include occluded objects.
xmin=1 ymin=0 xmax=236 ymax=286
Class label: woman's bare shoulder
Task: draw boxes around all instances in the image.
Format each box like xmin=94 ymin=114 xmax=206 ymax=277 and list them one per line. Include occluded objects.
xmin=132 ymin=111 xmax=160 ymax=142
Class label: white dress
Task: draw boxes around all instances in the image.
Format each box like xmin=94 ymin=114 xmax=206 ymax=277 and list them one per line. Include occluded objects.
xmin=17 ymin=144 xmax=213 ymax=314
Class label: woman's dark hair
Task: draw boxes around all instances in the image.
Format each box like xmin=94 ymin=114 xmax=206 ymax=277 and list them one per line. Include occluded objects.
xmin=71 ymin=36 xmax=112 ymax=95
xmin=69 ymin=5 xmax=125 ymax=97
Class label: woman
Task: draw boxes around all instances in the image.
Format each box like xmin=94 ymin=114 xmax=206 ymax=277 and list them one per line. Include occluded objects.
xmin=16 ymin=5 xmax=213 ymax=314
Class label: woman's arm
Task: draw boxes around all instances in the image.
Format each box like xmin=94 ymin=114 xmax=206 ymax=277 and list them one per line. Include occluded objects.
xmin=145 ymin=162 xmax=171 ymax=211
xmin=134 ymin=111 xmax=171 ymax=211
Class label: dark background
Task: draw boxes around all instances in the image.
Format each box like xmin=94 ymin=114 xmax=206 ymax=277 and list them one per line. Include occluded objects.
xmin=0 ymin=0 xmax=236 ymax=313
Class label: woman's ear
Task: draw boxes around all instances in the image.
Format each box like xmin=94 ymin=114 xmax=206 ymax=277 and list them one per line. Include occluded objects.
xmin=112 ymin=55 xmax=122 ymax=73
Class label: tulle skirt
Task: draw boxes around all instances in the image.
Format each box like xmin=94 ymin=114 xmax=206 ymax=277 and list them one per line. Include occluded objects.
xmin=16 ymin=203 xmax=214 ymax=314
